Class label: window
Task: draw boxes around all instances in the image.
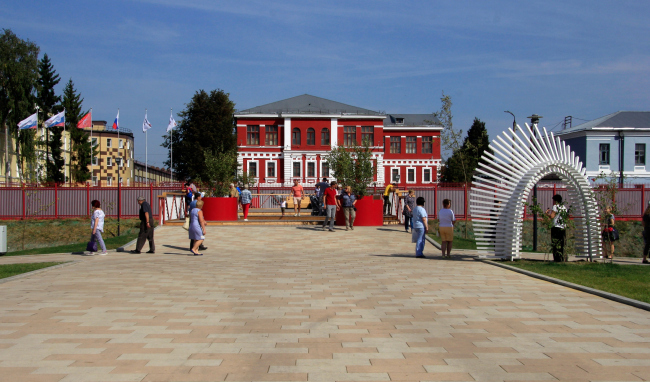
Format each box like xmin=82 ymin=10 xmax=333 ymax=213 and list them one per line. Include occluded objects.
xmin=396 ymin=118 xmax=404 ymax=124
xmin=127 ymin=160 xmax=130 ymax=168
xmin=117 ymin=158 xmax=123 ymax=167
xmin=422 ymin=137 xmax=432 ymax=154
xmin=267 ymin=161 xmax=276 ymax=177
xmin=321 ymin=162 xmax=329 ymax=177
xmin=106 ymin=138 xmax=112 ymax=148
xmin=307 ymin=162 xmax=316 ymax=177
xmin=119 ymin=139 xmax=123 ymax=149
xmin=127 ymin=141 xmax=130 ymax=150
xmin=391 ymin=168 xmax=400 ymax=182
xmin=423 ymin=168 xmax=431 ymax=183
xmin=390 ymin=137 xmax=401 ymax=154
xmin=247 ymin=125 xmax=260 ymax=145
xmin=92 ymin=176 xmax=97 ymax=186
xmin=599 ymin=143 xmax=610 ymax=165
xmin=406 ymin=136 xmax=416 ymax=154
xmin=307 ymin=128 xmax=315 ymax=145
xmin=119 ymin=177 xmax=123 ymax=185
xmin=321 ymin=128 xmax=330 ymax=145
xmin=248 ymin=161 xmax=257 ymax=177
xmin=407 ymin=168 xmax=415 ymax=183
xmin=91 ymin=137 xmax=98 ymax=147
xmin=344 ymin=126 xmax=356 ymax=146
xmin=361 ymin=126 xmax=374 ymax=145
xmin=636 ymin=144 xmax=646 ymax=165
xmin=92 ymin=156 xmax=98 ymax=166
xmin=292 ymin=128 xmax=301 ymax=145
xmin=293 ymin=162 xmax=301 ymax=177
xmin=107 ymin=157 xmax=112 ymax=167
xmin=265 ymin=125 xmax=278 ymax=146
xmin=107 ymin=176 xmax=112 ymax=186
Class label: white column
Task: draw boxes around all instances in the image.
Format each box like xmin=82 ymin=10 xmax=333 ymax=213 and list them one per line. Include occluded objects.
xmin=376 ymin=154 xmax=385 ymax=186
xmin=330 ymin=118 xmax=338 ymax=147
xmin=283 ymin=117 xmax=292 ymax=185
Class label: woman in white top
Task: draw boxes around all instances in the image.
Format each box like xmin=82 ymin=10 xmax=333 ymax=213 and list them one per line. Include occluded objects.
xmin=90 ymin=200 xmax=107 ymax=255
xmin=438 ymin=199 xmax=456 ymax=258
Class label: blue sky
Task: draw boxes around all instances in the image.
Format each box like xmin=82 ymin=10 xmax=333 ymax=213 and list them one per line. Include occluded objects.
xmin=3 ymin=0 xmax=649 ymax=167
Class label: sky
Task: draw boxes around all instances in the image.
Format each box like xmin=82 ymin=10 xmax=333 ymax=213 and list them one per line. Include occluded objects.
xmin=2 ymin=0 xmax=649 ymax=167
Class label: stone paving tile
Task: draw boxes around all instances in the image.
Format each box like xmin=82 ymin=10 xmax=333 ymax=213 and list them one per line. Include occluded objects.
xmin=0 ymin=226 xmax=649 ymax=382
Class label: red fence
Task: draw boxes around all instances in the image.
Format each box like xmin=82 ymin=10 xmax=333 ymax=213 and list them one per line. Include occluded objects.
xmin=1 ymin=183 xmax=647 ymax=221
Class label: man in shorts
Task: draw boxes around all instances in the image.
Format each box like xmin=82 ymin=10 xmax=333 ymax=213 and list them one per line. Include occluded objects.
xmin=291 ymin=179 xmax=305 ymax=216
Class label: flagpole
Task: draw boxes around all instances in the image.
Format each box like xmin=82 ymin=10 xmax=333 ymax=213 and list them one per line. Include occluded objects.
xmin=145 ymin=108 xmax=148 ymax=185
xmin=89 ymin=108 xmax=93 ymax=186
xmin=63 ymin=108 xmax=67 ymax=185
xmin=170 ymin=108 xmax=173 ymax=183
xmin=117 ymin=109 xmax=120 ymax=187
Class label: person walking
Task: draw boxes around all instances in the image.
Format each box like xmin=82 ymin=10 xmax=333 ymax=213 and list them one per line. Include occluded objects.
xmin=412 ymin=196 xmax=429 ymax=258
xmin=438 ymin=199 xmax=456 ymax=258
xmin=189 ymin=192 xmax=208 ymax=251
xmin=315 ymin=177 xmax=329 ymax=212
xmin=341 ymin=186 xmax=357 ymax=231
xmin=403 ymin=190 xmax=416 ymax=233
xmin=291 ymin=179 xmax=304 ymax=216
xmin=183 ymin=179 xmax=198 ymax=217
xmin=189 ymin=200 xmax=207 ymax=256
xmin=383 ymin=183 xmax=396 ymax=215
xmin=131 ymin=196 xmax=155 ymax=254
xmin=545 ymin=194 xmax=566 ymax=262
xmin=90 ymin=200 xmax=107 ymax=255
xmin=601 ymin=205 xmax=617 ymax=259
xmin=240 ymin=185 xmax=252 ymax=221
xmin=643 ymin=202 xmax=650 ymax=264
xmin=322 ymin=181 xmax=340 ymax=232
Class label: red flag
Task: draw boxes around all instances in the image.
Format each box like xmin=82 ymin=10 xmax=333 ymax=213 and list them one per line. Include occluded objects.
xmin=77 ymin=112 xmax=91 ymax=129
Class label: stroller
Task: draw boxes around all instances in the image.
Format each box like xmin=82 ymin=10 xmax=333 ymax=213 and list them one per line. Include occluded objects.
xmin=310 ymin=194 xmax=326 ymax=216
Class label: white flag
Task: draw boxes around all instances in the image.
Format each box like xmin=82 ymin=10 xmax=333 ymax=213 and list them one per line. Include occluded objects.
xmin=167 ymin=112 xmax=177 ymax=132
xmin=17 ymin=112 xmax=38 ymax=130
xmin=142 ymin=111 xmax=152 ymax=133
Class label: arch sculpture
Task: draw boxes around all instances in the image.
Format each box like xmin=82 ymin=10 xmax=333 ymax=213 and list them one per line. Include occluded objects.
xmin=470 ymin=123 xmax=601 ymax=260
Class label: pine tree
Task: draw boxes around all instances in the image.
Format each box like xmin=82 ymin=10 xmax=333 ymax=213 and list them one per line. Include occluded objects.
xmin=440 ymin=118 xmax=491 ymax=182
xmin=61 ymin=79 xmax=91 ymax=183
xmin=36 ymin=53 xmax=63 ymax=183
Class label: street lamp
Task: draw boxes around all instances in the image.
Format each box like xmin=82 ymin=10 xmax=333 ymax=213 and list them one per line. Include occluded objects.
xmin=528 ymin=114 xmax=543 ymax=252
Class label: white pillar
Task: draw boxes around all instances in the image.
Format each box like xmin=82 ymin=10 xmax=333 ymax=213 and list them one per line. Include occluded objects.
xmin=283 ymin=117 xmax=292 ymax=185
xmin=330 ymin=118 xmax=338 ymax=147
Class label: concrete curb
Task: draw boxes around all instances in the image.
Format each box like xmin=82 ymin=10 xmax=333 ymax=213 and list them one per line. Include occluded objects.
xmin=116 ymin=225 xmax=164 ymax=252
xmin=425 ymin=234 xmax=442 ymax=250
xmin=480 ymin=259 xmax=650 ymax=313
xmin=0 ymin=261 xmax=81 ymax=285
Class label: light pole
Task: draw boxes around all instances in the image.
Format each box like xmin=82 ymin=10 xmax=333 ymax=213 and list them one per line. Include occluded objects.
xmin=505 ymin=111 xmax=517 ymax=150
xmin=528 ymin=113 xmax=543 ymax=252
xmin=4 ymin=109 xmax=11 ymax=186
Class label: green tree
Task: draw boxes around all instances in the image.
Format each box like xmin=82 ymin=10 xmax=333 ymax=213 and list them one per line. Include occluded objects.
xmin=61 ymin=79 xmax=91 ymax=183
xmin=0 ymin=29 xmax=40 ymax=182
xmin=162 ymin=89 xmax=237 ymax=182
xmin=327 ymin=142 xmax=375 ymax=197
xmin=36 ymin=53 xmax=64 ymax=183
xmin=200 ymin=150 xmax=239 ymax=197
xmin=441 ymin=118 xmax=491 ymax=182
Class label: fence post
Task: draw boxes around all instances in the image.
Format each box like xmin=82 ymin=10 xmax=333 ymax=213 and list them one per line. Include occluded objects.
xmin=642 ymin=185 xmax=646 ymax=217
xmin=22 ymin=183 xmax=26 ymax=220
xmin=54 ymin=183 xmax=58 ymax=219
xmin=433 ymin=183 xmax=437 ymax=219
xmin=86 ymin=183 xmax=90 ymax=216
xmin=150 ymin=184 xmax=154 ymax=219
xmin=553 ymin=183 xmax=556 ymax=196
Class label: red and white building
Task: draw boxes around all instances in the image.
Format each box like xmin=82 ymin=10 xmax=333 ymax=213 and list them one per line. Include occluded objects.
xmin=234 ymin=94 xmax=442 ymax=187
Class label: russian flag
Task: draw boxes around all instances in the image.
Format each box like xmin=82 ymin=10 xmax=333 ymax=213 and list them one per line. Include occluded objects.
xmin=44 ymin=111 xmax=65 ymax=128
xmin=112 ymin=110 xmax=119 ymax=130
xmin=18 ymin=112 xmax=38 ymax=130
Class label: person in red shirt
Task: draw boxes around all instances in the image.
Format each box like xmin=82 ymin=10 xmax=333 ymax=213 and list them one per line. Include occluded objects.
xmin=321 ymin=181 xmax=340 ymax=232
xmin=291 ymin=179 xmax=305 ymax=216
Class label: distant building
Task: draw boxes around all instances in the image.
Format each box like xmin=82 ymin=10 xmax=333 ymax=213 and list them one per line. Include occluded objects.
xmin=555 ymin=111 xmax=650 ymax=183
xmin=85 ymin=121 xmax=135 ymax=186
xmin=234 ymin=94 xmax=442 ymax=187
xmin=134 ymin=160 xmax=175 ymax=184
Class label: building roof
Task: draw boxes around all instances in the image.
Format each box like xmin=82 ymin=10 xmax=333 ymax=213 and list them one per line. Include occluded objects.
xmin=384 ymin=114 xmax=441 ymax=127
xmin=236 ymin=94 xmax=381 ymax=116
xmin=556 ymin=111 xmax=650 ymax=135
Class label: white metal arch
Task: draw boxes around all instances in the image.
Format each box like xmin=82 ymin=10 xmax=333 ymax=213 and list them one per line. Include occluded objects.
xmin=470 ymin=123 xmax=601 ymax=260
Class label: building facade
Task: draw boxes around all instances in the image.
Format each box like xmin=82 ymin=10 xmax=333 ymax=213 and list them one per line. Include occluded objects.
xmin=86 ymin=121 xmax=135 ymax=186
xmin=134 ymin=160 xmax=175 ymax=184
xmin=234 ymin=94 xmax=442 ymax=187
xmin=555 ymin=111 xmax=650 ymax=183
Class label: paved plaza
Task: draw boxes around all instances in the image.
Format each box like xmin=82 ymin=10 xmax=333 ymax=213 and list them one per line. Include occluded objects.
xmin=1 ymin=226 xmax=649 ymax=382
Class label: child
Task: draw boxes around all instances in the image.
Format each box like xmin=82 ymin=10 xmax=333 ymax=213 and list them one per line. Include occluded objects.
xmin=272 ymin=192 xmax=286 ymax=217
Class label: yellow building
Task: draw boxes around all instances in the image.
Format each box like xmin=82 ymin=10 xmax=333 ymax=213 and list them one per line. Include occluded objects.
xmin=134 ymin=160 xmax=175 ymax=184
xmin=86 ymin=121 xmax=135 ymax=186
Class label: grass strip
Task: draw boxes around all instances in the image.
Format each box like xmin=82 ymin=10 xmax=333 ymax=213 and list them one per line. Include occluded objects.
xmin=6 ymin=234 xmax=138 ymax=257
xmin=0 ymin=262 xmax=66 ymax=279
xmin=506 ymin=260 xmax=650 ymax=304
xmin=427 ymin=233 xmax=477 ymax=250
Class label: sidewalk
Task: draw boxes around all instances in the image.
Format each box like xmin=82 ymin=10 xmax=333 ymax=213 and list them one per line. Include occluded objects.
xmin=0 ymin=225 xmax=649 ymax=381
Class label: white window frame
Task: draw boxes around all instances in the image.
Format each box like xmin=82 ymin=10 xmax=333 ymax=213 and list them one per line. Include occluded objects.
xmin=422 ymin=167 xmax=433 ymax=184
xmin=107 ymin=176 xmax=112 ymax=186
xmin=266 ymin=159 xmax=277 ymax=179
xmin=117 ymin=158 xmax=123 ymax=167
xmin=247 ymin=159 xmax=259 ymax=178
xmin=92 ymin=156 xmax=98 ymax=166
xmin=390 ymin=167 xmax=400 ymax=183
xmin=92 ymin=176 xmax=97 ymax=186
xmin=127 ymin=159 xmax=130 ymax=168
xmin=91 ymin=137 xmax=98 ymax=147
xmin=127 ymin=140 xmax=131 ymax=150
xmin=321 ymin=161 xmax=330 ymax=178
xmin=106 ymin=138 xmax=112 ymax=148
xmin=406 ymin=167 xmax=416 ymax=184
xmin=107 ymin=157 xmax=112 ymax=167
xmin=292 ymin=160 xmax=302 ymax=179
xmin=306 ymin=160 xmax=317 ymax=179
xmin=119 ymin=139 xmax=124 ymax=149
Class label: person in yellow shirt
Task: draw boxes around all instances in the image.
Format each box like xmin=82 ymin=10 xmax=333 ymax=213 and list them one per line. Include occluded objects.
xmin=383 ymin=183 xmax=396 ymax=215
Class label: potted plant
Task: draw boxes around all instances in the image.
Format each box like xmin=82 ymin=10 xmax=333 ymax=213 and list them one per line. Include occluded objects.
xmin=328 ymin=142 xmax=383 ymax=226
xmin=199 ymin=150 xmax=239 ymax=221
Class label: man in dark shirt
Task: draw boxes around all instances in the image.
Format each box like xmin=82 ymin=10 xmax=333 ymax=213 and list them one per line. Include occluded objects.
xmin=315 ymin=178 xmax=329 ymax=213
xmin=132 ymin=196 xmax=155 ymax=254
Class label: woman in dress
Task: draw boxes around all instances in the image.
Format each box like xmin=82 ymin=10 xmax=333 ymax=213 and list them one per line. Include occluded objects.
xmin=403 ymin=190 xmax=416 ymax=233
xmin=189 ymin=200 xmax=206 ymax=256
xmin=90 ymin=200 xmax=107 ymax=255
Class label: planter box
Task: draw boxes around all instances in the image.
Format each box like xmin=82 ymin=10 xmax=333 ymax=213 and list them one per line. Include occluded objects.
xmin=202 ymin=197 xmax=238 ymax=221
xmin=335 ymin=196 xmax=384 ymax=226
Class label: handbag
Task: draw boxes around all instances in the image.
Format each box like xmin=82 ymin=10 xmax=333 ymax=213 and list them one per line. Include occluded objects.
xmin=602 ymin=226 xmax=620 ymax=241
xmin=182 ymin=217 xmax=190 ymax=230
xmin=86 ymin=235 xmax=97 ymax=252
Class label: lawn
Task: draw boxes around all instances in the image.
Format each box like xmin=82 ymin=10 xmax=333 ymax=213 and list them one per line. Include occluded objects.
xmin=0 ymin=262 xmax=66 ymax=279
xmin=505 ymin=260 xmax=650 ymax=304
xmin=5 ymin=233 xmax=138 ymax=256
xmin=427 ymin=233 xmax=477 ymax=250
